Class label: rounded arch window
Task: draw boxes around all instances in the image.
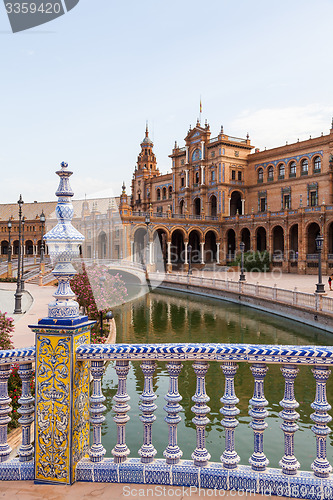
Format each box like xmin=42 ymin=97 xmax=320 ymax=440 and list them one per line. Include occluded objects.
xmin=314 ymin=156 xmax=321 ymax=172
xmin=278 ymin=164 xmax=285 ymax=178
xmin=192 ymin=149 xmax=202 ymax=162
xmin=267 ymin=165 xmax=274 ymax=180
xmin=168 ymin=186 xmax=172 ymax=198
xmin=162 ymin=187 xmax=167 ymax=199
xmin=289 ymin=161 xmax=296 ymax=177
xmin=301 ymin=158 xmax=308 ymax=174
xmin=157 ymin=189 xmax=161 ymax=201
xmin=258 ymin=168 xmax=264 ymax=182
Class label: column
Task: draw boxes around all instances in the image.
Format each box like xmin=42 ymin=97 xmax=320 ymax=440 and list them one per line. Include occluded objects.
xmin=249 ymin=363 xmax=269 ymax=471
xmin=201 ymin=140 xmax=204 ymax=160
xmin=220 ymin=362 xmax=240 ymax=469
xmin=130 ymin=241 xmax=134 ymax=262
xmin=32 ymin=161 xmax=92 ymax=485
xmin=191 ymin=361 xmax=210 ymax=467
xmin=184 ymin=242 xmax=188 ymax=272
xmin=200 ymin=242 xmax=205 ymax=265
xmin=241 ymin=199 xmax=245 ymax=215
xmin=201 ymin=166 xmax=205 ymax=185
xmin=310 ymin=366 xmax=332 ymax=478
xmin=112 ymin=360 xmax=131 ymax=463
xmin=163 ymin=361 xmax=183 ymax=464
xmin=216 ymin=243 xmax=220 ymax=264
xmin=167 ymin=241 xmax=172 ymax=273
xmin=228 ymin=198 xmax=231 ymax=216
xmin=138 ymin=360 xmax=157 ymax=463
xmin=279 ymin=365 xmax=300 ymax=475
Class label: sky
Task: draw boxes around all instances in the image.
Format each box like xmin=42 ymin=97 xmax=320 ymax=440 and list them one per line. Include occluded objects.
xmin=0 ymin=0 xmax=333 ymax=205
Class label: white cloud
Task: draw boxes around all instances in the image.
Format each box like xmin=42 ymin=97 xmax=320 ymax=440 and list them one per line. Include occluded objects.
xmin=231 ymin=104 xmax=333 ymax=151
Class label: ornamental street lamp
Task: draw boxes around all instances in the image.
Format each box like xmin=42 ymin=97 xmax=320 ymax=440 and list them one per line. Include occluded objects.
xmin=99 ymin=275 xmax=106 ymax=337
xmin=14 ymin=194 xmax=24 ymax=314
xmin=315 ymin=234 xmax=325 ymax=294
xmin=7 ymin=219 xmax=12 ymax=264
xmin=40 ymin=210 xmax=45 ymax=263
xmin=188 ymin=244 xmax=192 ymax=275
xmin=239 ymin=241 xmax=246 ymax=282
xmin=21 ymin=217 xmax=25 ymax=291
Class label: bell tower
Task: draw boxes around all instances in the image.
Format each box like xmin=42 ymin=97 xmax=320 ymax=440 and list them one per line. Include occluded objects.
xmin=131 ymin=123 xmax=160 ymax=212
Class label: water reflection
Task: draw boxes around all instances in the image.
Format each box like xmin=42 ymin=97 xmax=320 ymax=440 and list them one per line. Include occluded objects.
xmin=101 ymin=288 xmax=332 ymax=469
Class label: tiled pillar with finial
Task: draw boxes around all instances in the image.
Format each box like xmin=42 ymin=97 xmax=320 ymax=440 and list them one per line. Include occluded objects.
xmin=29 ymin=162 xmax=94 ymax=485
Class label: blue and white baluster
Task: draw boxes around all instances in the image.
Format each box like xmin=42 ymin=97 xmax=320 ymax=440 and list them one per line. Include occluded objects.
xmin=191 ymin=361 xmax=211 ymax=467
xmin=112 ymin=360 xmax=131 ymax=463
xmin=163 ymin=361 xmax=183 ymax=464
xmin=0 ymin=365 xmax=12 ymax=462
xmin=220 ymin=362 xmax=240 ymax=469
xmin=18 ymin=363 xmax=34 ymax=462
xmin=89 ymin=360 xmax=106 ymax=462
xmin=279 ymin=365 xmax=300 ymax=475
xmin=249 ymin=363 xmax=269 ymax=471
xmin=138 ymin=360 xmax=157 ymax=463
xmin=310 ymin=366 xmax=332 ymax=478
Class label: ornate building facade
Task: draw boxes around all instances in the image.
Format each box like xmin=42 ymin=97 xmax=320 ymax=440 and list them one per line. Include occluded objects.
xmin=121 ymin=119 xmax=333 ymax=274
xmin=1 ymin=118 xmax=333 ymax=275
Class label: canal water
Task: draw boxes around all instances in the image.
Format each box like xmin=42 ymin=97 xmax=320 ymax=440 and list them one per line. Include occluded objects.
xmin=101 ymin=288 xmax=333 ymax=470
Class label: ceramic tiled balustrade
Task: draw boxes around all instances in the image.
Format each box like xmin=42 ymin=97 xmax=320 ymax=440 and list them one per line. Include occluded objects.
xmin=0 ymin=342 xmax=332 ymax=499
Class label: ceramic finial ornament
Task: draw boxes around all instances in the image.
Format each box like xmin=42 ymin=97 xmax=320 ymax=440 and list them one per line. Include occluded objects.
xmin=43 ymin=162 xmax=84 ymax=322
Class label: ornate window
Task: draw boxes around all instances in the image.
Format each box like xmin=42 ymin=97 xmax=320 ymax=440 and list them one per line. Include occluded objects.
xmin=289 ymin=161 xmax=296 ymax=177
xmin=168 ymin=186 xmax=172 ymax=199
xmin=314 ymin=156 xmax=321 ymax=173
xmin=307 ymin=182 xmax=318 ymax=206
xmin=157 ymin=189 xmax=161 ymax=201
xmin=192 ymin=149 xmax=202 ymax=162
xmin=162 ymin=187 xmax=167 ymax=200
xmin=257 ymin=168 xmax=264 ymax=183
xmin=281 ymin=187 xmax=291 ymax=209
xmin=195 ymin=171 xmax=200 ymax=184
xmin=278 ymin=163 xmax=285 ymax=179
xmin=237 ymin=171 xmax=242 ymax=181
xmin=231 ymin=170 xmax=236 ymax=181
xmin=181 ymin=177 xmax=184 ymax=187
xmin=258 ymin=190 xmax=267 ymax=212
xmin=301 ymin=159 xmax=308 ymax=175
xmin=267 ymin=165 xmax=274 ymax=181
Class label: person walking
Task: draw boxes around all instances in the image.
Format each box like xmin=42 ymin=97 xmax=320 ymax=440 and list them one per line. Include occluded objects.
xmin=329 ymin=275 xmax=332 ymax=291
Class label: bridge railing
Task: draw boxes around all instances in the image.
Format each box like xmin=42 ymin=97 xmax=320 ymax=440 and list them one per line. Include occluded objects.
xmin=156 ymin=273 xmax=333 ymax=314
xmin=75 ymin=342 xmax=333 ymax=497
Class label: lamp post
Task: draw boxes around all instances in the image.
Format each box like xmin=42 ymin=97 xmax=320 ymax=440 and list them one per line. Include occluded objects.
xmin=14 ymin=194 xmax=24 ymax=314
xmin=21 ymin=217 xmax=25 ymax=291
xmin=7 ymin=219 xmax=12 ymax=278
xmin=188 ymin=244 xmax=192 ymax=275
xmin=7 ymin=219 xmax=12 ymax=263
xmin=40 ymin=210 xmax=45 ymax=264
xmin=239 ymin=241 xmax=246 ymax=281
xmin=315 ymin=234 xmax=325 ymax=294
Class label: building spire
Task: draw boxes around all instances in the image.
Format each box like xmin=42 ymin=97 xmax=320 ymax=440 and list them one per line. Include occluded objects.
xmin=146 ymin=121 xmax=149 ymax=138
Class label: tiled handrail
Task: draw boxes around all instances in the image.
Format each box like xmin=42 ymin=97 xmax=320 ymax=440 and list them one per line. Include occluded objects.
xmin=0 ymin=347 xmax=35 ymax=477
xmin=75 ymin=342 xmax=333 ymax=497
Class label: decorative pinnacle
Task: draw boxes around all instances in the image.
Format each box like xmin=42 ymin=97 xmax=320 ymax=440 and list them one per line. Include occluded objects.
xmin=122 ymin=182 xmax=126 ymax=194
xmin=55 ymin=161 xmax=74 ymax=198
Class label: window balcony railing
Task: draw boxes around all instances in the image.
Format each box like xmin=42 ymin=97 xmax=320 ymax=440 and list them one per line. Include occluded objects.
xmin=289 ymin=172 xmax=296 ymax=178
xmin=278 ymin=174 xmax=285 ymax=180
xmin=257 ymin=178 xmax=263 ymax=183
xmin=301 ymin=170 xmax=308 ymax=176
